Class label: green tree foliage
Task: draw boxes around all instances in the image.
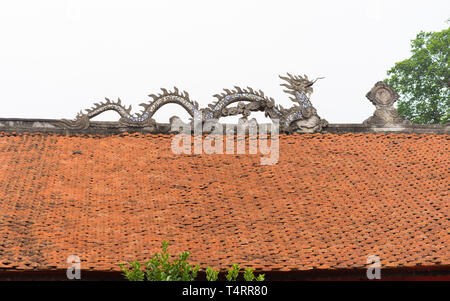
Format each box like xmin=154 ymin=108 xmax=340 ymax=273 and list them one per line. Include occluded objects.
xmin=385 ymin=25 xmax=449 ymax=124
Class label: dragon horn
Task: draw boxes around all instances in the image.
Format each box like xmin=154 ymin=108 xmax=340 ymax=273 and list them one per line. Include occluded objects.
xmin=306 ymin=77 xmax=325 ymax=87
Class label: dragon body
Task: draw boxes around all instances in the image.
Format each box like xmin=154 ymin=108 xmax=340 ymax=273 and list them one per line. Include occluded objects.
xmin=60 ymin=73 xmax=327 ymax=133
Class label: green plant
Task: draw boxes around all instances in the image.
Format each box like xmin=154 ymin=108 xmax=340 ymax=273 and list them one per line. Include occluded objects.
xmin=206 ymin=266 xmax=219 ymax=281
xmin=243 ymin=267 xmax=255 ymax=281
xmin=120 ymin=240 xmax=199 ymax=281
xmin=244 ymin=268 xmax=255 ymax=281
xmin=243 ymin=267 xmax=265 ymax=281
xmin=119 ymin=260 xmax=145 ymax=281
xmin=226 ymin=263 xmax=241 ymax=281
xmin=120 ymin=241 xmax=266 ymax=281
xmin=146 ymin=240 xmax=199 ymax=281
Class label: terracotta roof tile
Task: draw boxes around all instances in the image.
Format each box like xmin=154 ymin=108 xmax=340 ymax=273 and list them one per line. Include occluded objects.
xmin=0 ymin=132 xmax=448 ymax=272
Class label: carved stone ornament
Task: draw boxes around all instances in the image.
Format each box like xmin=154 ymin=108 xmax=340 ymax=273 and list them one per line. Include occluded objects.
xmin=55 ymin=73 xmax=328 ymax=134
xmin=363 ymin=81 xmax=411 ymax=126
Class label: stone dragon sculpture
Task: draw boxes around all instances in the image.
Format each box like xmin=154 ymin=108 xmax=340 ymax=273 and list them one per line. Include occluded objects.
xmin=58 ymin=73 xmax=327 ymax=133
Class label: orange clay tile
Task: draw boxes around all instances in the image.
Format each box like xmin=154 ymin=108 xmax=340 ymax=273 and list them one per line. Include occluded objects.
xmin=0 ymin=132 xmax=448 ymax=272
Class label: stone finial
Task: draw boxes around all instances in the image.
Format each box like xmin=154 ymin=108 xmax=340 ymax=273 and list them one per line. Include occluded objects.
xmin=366 ymin=81 xmax=398 ymax=108
xmin=363 ymin=81 xmax=411 ymax=126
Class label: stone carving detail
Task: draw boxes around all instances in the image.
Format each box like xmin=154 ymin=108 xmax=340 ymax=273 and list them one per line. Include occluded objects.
xmin=363 ymin=81 xmax=411 ymax=126
xmin=58 ymin=111 xmax=90 ymax=130
xmin=276 ymin=73 xmax=328 ymax=133
xmin=58 ymin=73 xmax=327 ymax=133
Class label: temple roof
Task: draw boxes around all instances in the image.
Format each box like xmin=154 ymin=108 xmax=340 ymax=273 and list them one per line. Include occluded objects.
xmin=0 ymin=131 xmax=448 ymax=273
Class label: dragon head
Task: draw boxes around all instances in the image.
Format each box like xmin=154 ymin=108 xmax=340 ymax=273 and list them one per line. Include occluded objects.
xmin=279 ymin=73 xmax=323 ymax=103
xmin=278 ymin=73 xmax=327 ymax=133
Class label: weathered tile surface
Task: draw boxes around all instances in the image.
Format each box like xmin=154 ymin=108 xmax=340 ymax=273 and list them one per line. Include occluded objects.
xmin=0 ymin=132 xmax=448 ymax=271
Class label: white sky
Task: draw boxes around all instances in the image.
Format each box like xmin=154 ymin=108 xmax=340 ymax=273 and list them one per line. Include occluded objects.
xmin=0 ymin=0 xmax=449 ymax=123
